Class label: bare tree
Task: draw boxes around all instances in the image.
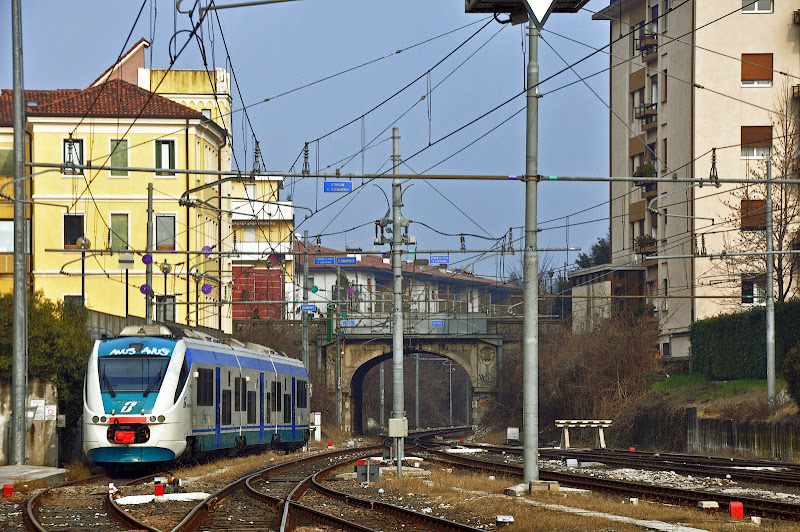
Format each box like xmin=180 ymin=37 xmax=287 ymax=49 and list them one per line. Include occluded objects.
xmin=721 ymin=79 xmax=800 ymax=303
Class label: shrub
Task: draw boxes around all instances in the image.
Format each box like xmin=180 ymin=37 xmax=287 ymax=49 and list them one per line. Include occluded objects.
xmin=782 ymin=341 xmax=800 ymax=408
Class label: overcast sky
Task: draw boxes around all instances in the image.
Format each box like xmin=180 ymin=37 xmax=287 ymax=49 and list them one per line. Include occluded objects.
xmin=1 ymin=0 xmax=613 ymax=279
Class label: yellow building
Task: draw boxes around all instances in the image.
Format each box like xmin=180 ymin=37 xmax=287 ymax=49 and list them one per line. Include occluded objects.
xmin=0 ymin=65 xmax=232 ymax=331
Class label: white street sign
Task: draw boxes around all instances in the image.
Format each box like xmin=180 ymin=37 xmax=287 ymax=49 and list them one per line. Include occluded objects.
xmin=524 ymin=0 xmax=556 ymax=28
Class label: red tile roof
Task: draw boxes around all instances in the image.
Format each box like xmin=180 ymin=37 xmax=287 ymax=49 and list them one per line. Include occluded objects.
xmin=294 ymin=240 xmax=519 ymax=291
xmin=0 ymin=79 xmax=203 ymax=126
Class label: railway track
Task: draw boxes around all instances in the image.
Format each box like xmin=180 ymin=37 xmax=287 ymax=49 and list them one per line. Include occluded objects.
xmin=475 ymin=443 xmax=800 ymax=487
xmin=416 ymin=439 xmax=800 ymax=521
xmin=25 ymin=473 xmax=159 ymax=531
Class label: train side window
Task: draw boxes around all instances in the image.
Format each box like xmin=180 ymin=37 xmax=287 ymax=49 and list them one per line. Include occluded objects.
xmin=271 ymin=381 xmax=282 ymax=411
xmin=265 ymin=392 xmax=271 ymax=423
xmin=196 ymin=368 xmax=214 ymax=406
xmin=234 ymin=377 xmax=243 ymax=411
xmin=221 ymin=389 xmax=232 ymax=425
xmin=296 ymin=380 xmax=308 ymax=409
xmin=283 ymin=394 xmax=291 ymax=423
xmin=174 ymin=358 xmax=190 ymax=404
xmin=247 ymin=391 xmax=256 ymax=424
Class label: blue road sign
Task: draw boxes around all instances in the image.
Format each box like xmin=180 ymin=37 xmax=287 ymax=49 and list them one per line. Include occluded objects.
xmin=430 ymin=255 xmax=450 ymax=265
xmin=342 ymin=320 xmax=356 ymax=326
xmin=300 ymin=304 xmax=316 ymax=312
xmin=315 ymin=256 xmax=334 ymax=265
xmin=324 ymin=181 xmax=352 ymax=193
xmin=336 ymin=257 xmax=356 ymax=265
xmin=431 ymin=320 xmax=444 ymax=327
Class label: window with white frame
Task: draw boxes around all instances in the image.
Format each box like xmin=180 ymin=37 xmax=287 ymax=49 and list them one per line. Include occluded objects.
xmin=110 ymin=139 xmax=128 ymax=176
xmin=155 ymin=214 xmax=175 ymax=250
xmin=742 ymin=274 xmax=766 ymax=305
xmin=155 ymin=140 xmax=176 ymax=176
xmin=742 ymin=0 xmax=773 ymax=13
xmin=63 ymin=138 xmax=83 ymax=175
xmin=741 ymin=126 xmax=772 ymax=159
xmin=741 ymin=53 xmax=772 ymax=86
xmin=110 ymin=213 xmax=129 ymax=251
xmin=64 ymin=213 xmax=84 ymax=248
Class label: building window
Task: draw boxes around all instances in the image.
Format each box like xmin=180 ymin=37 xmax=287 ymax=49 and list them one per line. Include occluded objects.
xmin=650 ymin=4 xmax=659 ymax=33
xmin=63 ymin=138 xmax=83 ymax=175
xmin=156 ymin=215 xmax=175 ymax=251
xmin=741 ymin=126 xmax=772 ymax=159
xmin=0 ymin=220 xmax=12 ymax=252
xmin=196 ymin=368 xmax=214 ymax=406
xmin=110 ymin=213 xmax=129 ymax=251
xmin=64 ymin=213 xmax=84 ymax=248
xmin=741 ymin=199 xmax=766 ymax=231
xmin=201 ymin=108 xmax=212 ymax=120
xmin=661 ymin=342 xmax=671 ymax=358
xmin=741 ymin=53 xmax=772 ymax=86
xmin=661 ymin=0 xmax=668 ymax=31
xmin=742 ymin=0 xmax=773 ymax=13
xmin=742 ymin=274 xmax=766 ymax=305
xmin=662 ymin=138 xmax=668 ymax=170
xmin=155 ymin=140 xmax=176 ymax=176
xmin=110 ymin=139 xmax=128 ymax=176
xmin=662 ymin=69 xmax=667 ymax=101
xmin=64 ymin=295 xmax=84 ymax=309
xmin=662 ymin=279 xmax=668 ymax=311
xmin=650 ymin=75 xmax=658 ymax=106
xmin=156 ymin=295 xmax=175 ymax=322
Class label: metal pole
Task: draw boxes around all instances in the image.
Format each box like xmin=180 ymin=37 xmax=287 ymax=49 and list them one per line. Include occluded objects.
xmin=448 ymin=362 xmax=453 ymax=426
xmin=11 ymin=0 xmax=28 ymax=466
xmin=81 ymin=251 xmax=86 ymax=304
xmin=766 ymin=161 xmax=775 ymax=404
xmin=380 ymin=361 xmax=385 ymax=427
xmin=414 ymin=355 xmax=419 ymax=428
xmin=466 ymin=371 xmax=470 ymax=425
xmin=125 ymin=270 xmax=129 ymax=317
xmin=522 ymin=23 xmax=540 ymax=483
xmin=146 ymin=183 xmax=154 ymax=324
xmin=391 ymin=127 xmax=405 ymax=475
xmin=335 ymin=261 xmax=342 ymax=429
xmin=302 ymin=230 xmax=309 ymax=371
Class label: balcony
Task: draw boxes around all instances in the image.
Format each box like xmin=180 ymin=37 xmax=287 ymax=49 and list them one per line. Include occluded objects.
xmin=634 ymin=102 xmax=657 ymax=120
xmin=231 ymin=200 xmax=294 ymax=222
xmin=634 ymin=235 xmax=657 ymax=256
xmin=634 ymin=32 xmax=657 ymax=61
xmin=641 ymin=182 xmax=658 ymax=200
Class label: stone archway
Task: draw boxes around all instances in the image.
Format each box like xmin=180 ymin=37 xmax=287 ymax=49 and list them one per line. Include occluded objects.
xmin=319 ymin=334 xmax=502 ymax=433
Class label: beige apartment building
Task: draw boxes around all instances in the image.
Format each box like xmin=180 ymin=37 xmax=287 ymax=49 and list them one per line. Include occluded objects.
xmin=590 ymin=1 xmax=800 ymax=359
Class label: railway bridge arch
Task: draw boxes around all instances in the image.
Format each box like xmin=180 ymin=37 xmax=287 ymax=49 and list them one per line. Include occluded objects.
xmin=317 ymin=334 xmax=503 ymax=433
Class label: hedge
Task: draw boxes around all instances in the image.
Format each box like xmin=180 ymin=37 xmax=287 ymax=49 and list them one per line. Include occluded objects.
xmin=690 ymin=300 xmax=800 ymax=380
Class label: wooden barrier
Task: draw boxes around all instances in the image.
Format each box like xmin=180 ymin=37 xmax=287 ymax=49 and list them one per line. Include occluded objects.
xmin=555 ymin=420 xmax=612 ymax=449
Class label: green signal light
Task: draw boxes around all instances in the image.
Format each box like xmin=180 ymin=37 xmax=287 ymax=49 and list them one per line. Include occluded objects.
xmin=342 ymin=312 xmax=348 ymax=318
xmin=311 ymin=285 xmax=318 ymax=293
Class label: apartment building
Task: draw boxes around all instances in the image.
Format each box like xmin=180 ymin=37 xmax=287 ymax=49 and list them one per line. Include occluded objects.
xmin=0 ymin=40 xmax=238 ymax=332
xmin=592 ymin=1 xmax=800 ymax=358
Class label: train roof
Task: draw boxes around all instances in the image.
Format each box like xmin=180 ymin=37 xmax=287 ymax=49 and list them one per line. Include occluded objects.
xmin=114 ymin=325 xmax=300 ymax=364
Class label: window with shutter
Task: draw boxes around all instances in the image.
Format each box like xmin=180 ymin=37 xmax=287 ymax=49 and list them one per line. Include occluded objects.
xmin=110 ymin=139 xmax=128 ymax=176
xmin=741 ymin=126 xmax=772 ymax=159
xmin=741 ymin=54 xmax=772 ymax=86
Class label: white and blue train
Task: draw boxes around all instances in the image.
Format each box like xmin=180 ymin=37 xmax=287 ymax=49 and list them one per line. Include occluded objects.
xmin=83 ymin=324 xmax=311 ymax=465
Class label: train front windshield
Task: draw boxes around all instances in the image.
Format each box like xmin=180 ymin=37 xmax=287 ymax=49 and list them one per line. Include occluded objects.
xmin=99 ymin=356 xmax=170 ymax=397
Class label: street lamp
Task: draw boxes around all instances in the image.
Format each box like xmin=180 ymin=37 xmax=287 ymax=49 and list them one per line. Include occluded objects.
xmin=159 ymin=260 xmax=172 ymax=322
xmin=77 ymin=236 xmax=91 ymax=306
xmin=191 ymin=268 xmax=202 ymax=326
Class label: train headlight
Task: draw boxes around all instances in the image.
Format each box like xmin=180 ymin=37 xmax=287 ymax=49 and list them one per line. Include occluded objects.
xmin=92 ymin=416 xmax=99 ymax=423
xmin=150 ymin=416 xmax=156 ymax=422
xmin=100 ymin=416 xmax=107 ymax=423
xmin=157 ymin=415 xmax=165 ymax=423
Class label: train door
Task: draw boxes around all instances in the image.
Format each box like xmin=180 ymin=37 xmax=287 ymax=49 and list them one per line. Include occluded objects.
xmin=259 ymin=372 xmax=265 ymax=443
xmin=215 ymin=367 xmax=221 ymax=447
